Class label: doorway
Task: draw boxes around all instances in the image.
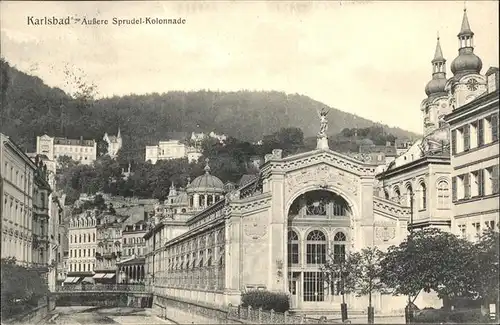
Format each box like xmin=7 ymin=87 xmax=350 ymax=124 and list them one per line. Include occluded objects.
xmin=288 ymin=272 xmax=300 ymax=309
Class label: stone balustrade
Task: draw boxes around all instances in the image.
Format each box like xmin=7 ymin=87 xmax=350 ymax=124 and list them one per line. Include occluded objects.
xmin=56 ymin=283 xmax=146 ymax=292
xmin=227 ymin=304 xmax=332 ymax=324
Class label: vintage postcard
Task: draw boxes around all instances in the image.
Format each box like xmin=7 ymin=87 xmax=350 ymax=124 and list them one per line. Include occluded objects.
xmin=1 ymin=1 xmax=499 ymax=324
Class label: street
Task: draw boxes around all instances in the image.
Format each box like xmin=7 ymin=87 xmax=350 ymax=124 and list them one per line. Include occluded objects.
xmin=43 ymin=306 xmax=174 ymax=325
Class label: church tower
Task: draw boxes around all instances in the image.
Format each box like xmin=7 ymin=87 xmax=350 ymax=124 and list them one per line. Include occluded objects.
xmin=446 ymin=8 xmax=487 ymax=109
xmin=421 ymin=35 xmax=450 ymax=136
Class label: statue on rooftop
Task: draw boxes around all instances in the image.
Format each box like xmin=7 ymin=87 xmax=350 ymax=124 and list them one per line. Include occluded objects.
xmin=318 ymin=107 xmax=329 ymax=137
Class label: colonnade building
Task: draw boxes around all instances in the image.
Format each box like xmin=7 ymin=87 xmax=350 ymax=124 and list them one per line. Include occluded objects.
xmin=144 ymin=127 xmax=414 ymax=314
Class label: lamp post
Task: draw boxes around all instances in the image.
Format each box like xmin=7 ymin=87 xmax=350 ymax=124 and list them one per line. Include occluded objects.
xmin=340 ymin=261 xmax=348 ymax=322
xmin=405 ymin=191 xmax=415 ymax=324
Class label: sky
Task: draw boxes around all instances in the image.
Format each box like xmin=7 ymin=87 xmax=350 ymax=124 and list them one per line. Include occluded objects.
xmin=1 ymin=1 xmax=498 ymax=134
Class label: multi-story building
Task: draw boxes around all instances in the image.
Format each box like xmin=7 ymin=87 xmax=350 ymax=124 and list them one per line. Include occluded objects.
xmin=94 ymin=211 xmax=128 ymax=283
xmin=445 ymin=67 xmax=499 ymax=241
xmin=103 ymin=128 xmax=123 ymax=159
xmin=117 ymin=220 xmax=148 ymax=284
xmin=1 ymin=135 xmax=51 ymax=280
xmin=27 ymin=152 xmax=63 ymax=291
xmin=36 ymin=134 xmax=97 ymax=166
xmin=122 ymin=220 xmax=148 ymax=258
xmin=145 ymin=140 xmax=189 ymax=164
xmin=65 ymin=210 xmax=98 ymax=284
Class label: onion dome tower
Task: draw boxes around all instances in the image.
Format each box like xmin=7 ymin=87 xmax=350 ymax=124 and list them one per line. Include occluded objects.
xmin=422 ymin=34 xmax=451 ymax=136
xmin=450 ymin=9 xmax=482 ymax=77
xmin=425 ymin=35 xmax=447 ymax=97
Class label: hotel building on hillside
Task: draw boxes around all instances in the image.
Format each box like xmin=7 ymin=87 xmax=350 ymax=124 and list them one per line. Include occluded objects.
xmin=36 ymin=134 xmax=97 ymax=166
xmin=145 ymin=140 xmax=203 ymax=164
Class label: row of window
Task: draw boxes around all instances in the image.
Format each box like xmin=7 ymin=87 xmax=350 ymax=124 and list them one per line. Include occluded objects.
xmin=124 ymin=247 xmax=144 ymax=256
xmin=69 ymin=262 xmax=94 ymax=272
xmin=55 ymin=146 xmax=94 ymax=153
xmin=3 ymin=162 xmax=33 ymax=193
xmin=54 ymin=154 xmax=90 ymax=161
xmin=287 ymin=230 xmax=347 ymax=266
xmin=123 ymin=237 xmax=145 ymax=244
xmin=457 ymin=220 xmax=497 ymax=240
xmin=153 ymin=263 xmax=225 ymax=291
xmin=386 ymin=181 xmax=429 ymax=210
xmin=452 ymin=165 xmax=499 ymax=201
xmin=70 ymin=233 xmax=96 ymax=243
xmin=3 ymin=195 xmax=33 ymax=228
xmin=70 ymin=248 xmax=96 ymax=258
xmin=452 ymin=112 xmax=499 ymax=155
xmin=70 ymin=218 xmax=96 ymax=228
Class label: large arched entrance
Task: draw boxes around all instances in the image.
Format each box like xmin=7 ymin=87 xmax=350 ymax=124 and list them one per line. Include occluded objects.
xmin=286 ymin=189 xmax=352 ymax=309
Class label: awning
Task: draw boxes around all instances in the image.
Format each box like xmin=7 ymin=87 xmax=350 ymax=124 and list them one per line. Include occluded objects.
xmin=104 ymin=273 xmax=116 ymax=279
xmin=63 ymin=277 xmax=75 ymax=283
xmin=71 ymin=277 xmax=81 ymax=283
xmin=93 ymin=273 xmax=106 ymax=279
xmin=82 ymin=277 xmax=94 ymax=283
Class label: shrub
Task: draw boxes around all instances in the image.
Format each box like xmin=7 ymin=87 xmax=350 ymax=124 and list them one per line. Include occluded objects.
xmin=241 ymin=290 xmax=290 ymax=313
xmin=413 ymin=309 xmax=448 ymax=323
xmin=1 ymin=258 xmax=49 ymax=319
xmin=448 ymin=309 xmax=490 ymax=323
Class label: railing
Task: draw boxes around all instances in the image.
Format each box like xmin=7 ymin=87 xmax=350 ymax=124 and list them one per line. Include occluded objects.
xmin=55 ymin=284 xmax=148 ymax=292
xmin=227 ymin=304 xmax=332 ymax=324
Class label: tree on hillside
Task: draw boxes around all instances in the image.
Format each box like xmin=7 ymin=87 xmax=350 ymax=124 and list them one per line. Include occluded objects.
xmin=1 ymin=58 xmax=9 ymax=117
xmin=97 ymin=139 xmax=109 ymax=157
xmin=379 ymin=228 xmax=476 ymax=309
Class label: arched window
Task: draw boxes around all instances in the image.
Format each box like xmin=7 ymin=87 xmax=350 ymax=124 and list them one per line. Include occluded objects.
xmin=287 ymin=230 xmax=299 ymax=266
xmin=437 ymin=181 xmax=450 ymax=209
xmin=419 ymin=182 xmax=427 ymax=210
xmin=333 ymin=232 xmax=347 ymax=263
xmin=199 ymin=195 xmax=205 ymax=207
xmin=79 ymin=234 xmax=82 ymax=243
xmin=306 ymin=230 xmax=326 ymax=265
xmin=405 ymin=184 xmax=413 ymax=207
xmin=393 ymin=186 xmax=401 ymax=203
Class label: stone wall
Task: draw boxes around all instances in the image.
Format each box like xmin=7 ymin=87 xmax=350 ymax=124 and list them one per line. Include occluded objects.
xmin=54 ymin=292 xmax=152 ymax=308
xmin=153 ymin=295 xmax=332 ymax=324
xmin=2 ymin=299 xmax=52 ymax=325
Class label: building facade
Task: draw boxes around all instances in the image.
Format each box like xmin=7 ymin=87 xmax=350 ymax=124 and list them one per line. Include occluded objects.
xmin=1 ymin=135 xmax=51 ymax=280
xmin=116 ymin=221 xmax=147 ymax=284
xmin=445 ymin=68 xmax=499 ymax=240
xmin=65 ymin=210 xmax=97 ymax=284
xmin=103 ymin=128 xmax=123 ymax=159
xmin=146 ymin=140 xmax=198 ymax=164
xmin=94 ymin=211 xmax=128 ymax=283
xmin=36 ymin=134 xmax=97 ymax=165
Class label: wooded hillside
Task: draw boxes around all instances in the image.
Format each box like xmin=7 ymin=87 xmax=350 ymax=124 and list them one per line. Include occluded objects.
xmin=0 ymin=60 xmax=419 ymax=160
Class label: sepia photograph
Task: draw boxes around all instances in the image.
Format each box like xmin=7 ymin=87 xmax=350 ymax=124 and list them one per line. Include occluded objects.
xmin=0 ymin=0 xmax=499 ymax=324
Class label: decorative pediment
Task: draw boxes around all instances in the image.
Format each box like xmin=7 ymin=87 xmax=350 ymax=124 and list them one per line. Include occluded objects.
xmin=285 ymin=163 xmax=360 ymax=196
xmin=264 ymin=150 xmax=376 ymax=177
